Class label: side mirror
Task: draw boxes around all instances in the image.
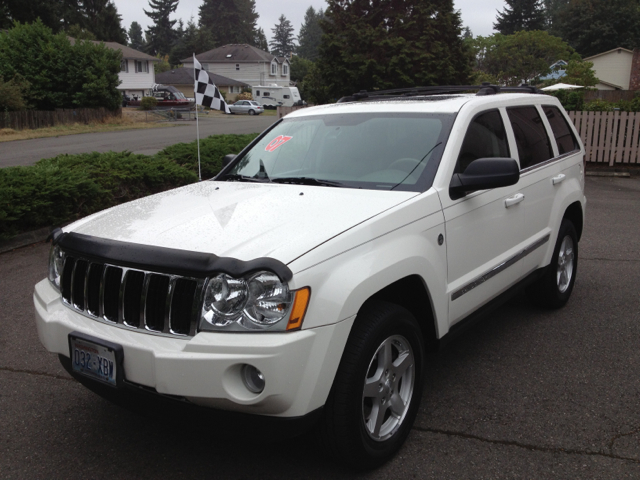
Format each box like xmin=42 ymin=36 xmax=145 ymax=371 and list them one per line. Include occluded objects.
xmin=222 ymin=154 xmax=237 ymax=167
xmin=449 ymin=157 xmax=520 ymax=200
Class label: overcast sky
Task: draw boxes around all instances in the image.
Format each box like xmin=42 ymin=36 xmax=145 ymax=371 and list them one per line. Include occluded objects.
xmin=114 ymin=0 xmax=507 ymax=41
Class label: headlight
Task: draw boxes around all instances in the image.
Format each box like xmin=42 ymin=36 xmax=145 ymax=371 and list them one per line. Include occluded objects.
xmin=200 ymin=271 xmax=307 ymax=332
xmin=48 ymin=245 xmax=65 ymax=290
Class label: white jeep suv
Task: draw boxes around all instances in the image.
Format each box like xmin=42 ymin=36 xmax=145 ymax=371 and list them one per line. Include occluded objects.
xmin=34 ymin=85 xmax=586 ymax=468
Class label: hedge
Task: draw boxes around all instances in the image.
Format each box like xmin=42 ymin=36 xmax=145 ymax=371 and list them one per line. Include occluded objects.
xmin=0 ymin=133 xmax=259 ymax=241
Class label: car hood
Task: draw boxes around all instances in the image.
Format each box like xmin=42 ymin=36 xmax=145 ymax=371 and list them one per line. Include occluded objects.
xmin=66 ymin=181 xmax=417 ymax=265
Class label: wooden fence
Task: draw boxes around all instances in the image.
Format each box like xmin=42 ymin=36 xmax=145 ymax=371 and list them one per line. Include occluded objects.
xmin=0 ymin=108 xmax=121 ymax=131
xmin=569 ymin=111 xmax=640 ymax=166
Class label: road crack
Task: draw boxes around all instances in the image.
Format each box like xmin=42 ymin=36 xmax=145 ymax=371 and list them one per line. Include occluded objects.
xmin=0 ymin=366 xmax=74 ymax=382
xmin=413 ymin=425 xmax=640 ymax=463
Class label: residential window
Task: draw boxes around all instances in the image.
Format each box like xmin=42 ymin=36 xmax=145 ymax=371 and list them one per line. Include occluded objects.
xmin=282 ymin=64 xmax=289 ymax=75
xmin=236 ymin=64 xmax=240 ymax=71
xmin=271 ymin=63 xmax=277 ymax=75
xmin=135 ymin=60 xmax=149 ymax=73
xmin=120 ymin=60 xmax=128 ymax=73
xmin=507 ymin=106 xmax=554 ymax=169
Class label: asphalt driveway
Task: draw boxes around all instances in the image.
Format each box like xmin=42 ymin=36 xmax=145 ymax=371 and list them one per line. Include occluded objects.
xmin=1 ymin=176 xmax=639 ymax=478
xmin=0 ymin=114 xmax=278 ymax=168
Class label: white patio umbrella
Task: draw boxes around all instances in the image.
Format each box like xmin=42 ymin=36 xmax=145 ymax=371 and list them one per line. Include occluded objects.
xmin=541 ymin=83 xmax=584 ymax=91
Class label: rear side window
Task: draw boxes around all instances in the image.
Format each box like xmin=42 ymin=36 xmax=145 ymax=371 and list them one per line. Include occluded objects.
xmin=543 ymin=106 xmax=579 ymax=154
xmin=507 ymin=106 xmax=553 ymax=169
xmin=455 ymin=110 xmax=510 ymax=174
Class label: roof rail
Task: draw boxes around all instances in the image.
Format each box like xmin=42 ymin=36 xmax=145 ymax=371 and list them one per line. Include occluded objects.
xmin=337 ymin=83 xmax=539 ymax=103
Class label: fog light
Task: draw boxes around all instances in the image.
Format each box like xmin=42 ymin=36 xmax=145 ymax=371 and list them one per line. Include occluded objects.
xmin=241 ymin=364 xmax=265 ymax=394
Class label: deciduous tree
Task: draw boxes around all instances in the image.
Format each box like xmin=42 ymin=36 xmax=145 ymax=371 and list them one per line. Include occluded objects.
xmin=494 ymin=0 xmax=546 ymax=35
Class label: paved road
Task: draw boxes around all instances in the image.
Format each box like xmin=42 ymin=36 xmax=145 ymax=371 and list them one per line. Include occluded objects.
xmin=0 ymin=114 xmax=278 ymax=168
xmin=1 ymin=177 xmax=639 ymax=478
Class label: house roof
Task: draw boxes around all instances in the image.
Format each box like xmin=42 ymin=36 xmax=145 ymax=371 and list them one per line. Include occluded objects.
xmin=584 ymin=47 xmax=634 ymax=61
xmin=68 ymin=38 xmax=158 ymax=61
xmin=596 ymin=79 xmax=623 ymax=89
xmin=182 ymin=44 xmax=285 ymax=64
xmin=155 ymin=67 xmax=250 ymax=87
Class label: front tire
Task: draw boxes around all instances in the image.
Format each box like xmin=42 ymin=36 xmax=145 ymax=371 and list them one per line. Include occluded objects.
xmin=320 ymin=300 xmax=425 ymax=469
xmin=528 ymin=218 xmax=578 ymax=308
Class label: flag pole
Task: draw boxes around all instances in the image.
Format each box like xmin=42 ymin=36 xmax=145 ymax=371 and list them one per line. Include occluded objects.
xmin=194 ymin=54 xmax=201 ymax=181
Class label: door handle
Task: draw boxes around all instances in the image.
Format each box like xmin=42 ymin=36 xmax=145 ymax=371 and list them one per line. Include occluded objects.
xmin=505 ymin=193 xmax=525 ymax=208
xmin=552 ymin=174 xmax=566 ymax=185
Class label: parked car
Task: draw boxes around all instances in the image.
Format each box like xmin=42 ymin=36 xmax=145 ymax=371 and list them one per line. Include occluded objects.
xmin=35 ymin=85 xmax=585 ymax=469
xmin=229 ymin=100 xmax=264 ymax=115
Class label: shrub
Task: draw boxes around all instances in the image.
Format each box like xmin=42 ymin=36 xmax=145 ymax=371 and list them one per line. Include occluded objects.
xmin=0 ymin=151 xmax=197 ymax=240
xmin=140 ymin=96 xmax=158 ymax=110
xmin=584 ymin=99 xmax=613 ymax=112
xmin=549 ymin=89 xmax=584 ymax=111
xmin=236 ymin=92 xmax=253 ymax=101
xmin=157 ymin=133 xmax=259 ymax=179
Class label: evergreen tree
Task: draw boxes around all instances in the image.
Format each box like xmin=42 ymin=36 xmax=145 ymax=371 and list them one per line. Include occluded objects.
xmin=144 ymin=0 xmax=179 ymax=56
xmin=169 ymin=18 xmax=215 ymax=65
xmin=544 ymin=0 xmax=569 ymax=35
xmin=494 ymin=0 xmax=546 ymax=35
xmin=316 ymin=0 xmax=472 ymax=101
xmin=199 ymin=0 xmax=259 ymax=46
xmin=80 ymin=0 xmax=127 ymax=44
xmin=555 ymin=0 xmax=640 ymax=57
xmin=297 ymin=6 xmax=324 ymax=61
xmin=462 ymin=26 xmax=473 ymax=40
xmin=254 ymin=27 xmax=269 ymax=52
xmin=1 ymin=0 xmax=66 ymax=31
xmin=270 ymin=14 xmax=296 ymax=57
xmin=128 ymin=22 xmax=145 ymax=50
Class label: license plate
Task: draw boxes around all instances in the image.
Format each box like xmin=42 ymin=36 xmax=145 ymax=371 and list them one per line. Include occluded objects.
xmin=68 ymin=332 xmax=123 ymax=388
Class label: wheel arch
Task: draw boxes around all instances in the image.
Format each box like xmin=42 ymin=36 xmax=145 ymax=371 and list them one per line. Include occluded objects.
xmin=364 ymin=275 xmax=439 ymax=351
xmin=563 ymin=201 xmax=584 ymax=241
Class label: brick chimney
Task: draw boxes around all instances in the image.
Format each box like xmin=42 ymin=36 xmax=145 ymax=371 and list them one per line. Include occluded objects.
xmin=630 ymin=48 xmax=640 ymax=90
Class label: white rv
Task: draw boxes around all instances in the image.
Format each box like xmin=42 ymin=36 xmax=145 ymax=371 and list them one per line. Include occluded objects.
xmin=251 ymin=85 xmax=303 ymax=108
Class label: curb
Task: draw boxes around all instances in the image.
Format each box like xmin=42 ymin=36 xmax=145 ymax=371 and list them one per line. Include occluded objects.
xmin=0 ymin=227 xmax=51 ymax=254
xmin=585 ymin=171 xmax=632 ymax=177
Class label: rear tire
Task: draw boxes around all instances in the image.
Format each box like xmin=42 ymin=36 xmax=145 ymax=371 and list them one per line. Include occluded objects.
xmin=527 ymin=218 xmax=578 ymax=309
xmin=248 ymin=109 xmax=255 ymax=115
xmin=320 ymin=300 xmax=425 ymax=470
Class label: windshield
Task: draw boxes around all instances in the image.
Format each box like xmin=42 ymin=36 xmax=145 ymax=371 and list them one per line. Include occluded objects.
xmin=222 ymin=112 xmax=454 ymax=192
xmin=174 ymin=91 xmax=187 ymax=100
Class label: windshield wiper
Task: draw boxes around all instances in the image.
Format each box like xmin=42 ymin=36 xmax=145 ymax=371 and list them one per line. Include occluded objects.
xmin=223 ymin=174 xmax=270 ymax=183
xmin=271 ymin=177 xmax=346 ymax=187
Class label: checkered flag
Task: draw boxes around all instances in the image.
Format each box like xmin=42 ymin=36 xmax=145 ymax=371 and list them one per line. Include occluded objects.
xmin=193 ymin=55 xmax=231 ymax=114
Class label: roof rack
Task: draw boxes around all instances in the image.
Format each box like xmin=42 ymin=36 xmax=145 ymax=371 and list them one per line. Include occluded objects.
xmin=337 ymin=83 xmax=539 ymax=103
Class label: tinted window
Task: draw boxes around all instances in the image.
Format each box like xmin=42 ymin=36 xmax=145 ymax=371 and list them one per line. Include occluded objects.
xmin=507 ymin=106 xmax=554 ymax=169
xmin=543 ymin=106 xmax=579 ymax=154
xmin=455 ymin=110 xmax=510 ymax=174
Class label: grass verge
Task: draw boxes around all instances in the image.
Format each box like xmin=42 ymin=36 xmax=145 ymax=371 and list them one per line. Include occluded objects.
xmin=0 ymin=109 xmax=180 ymax=143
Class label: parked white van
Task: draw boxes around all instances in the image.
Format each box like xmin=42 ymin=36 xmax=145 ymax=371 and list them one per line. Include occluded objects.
xmin=251 ymin=85 xmax=303 ymax=108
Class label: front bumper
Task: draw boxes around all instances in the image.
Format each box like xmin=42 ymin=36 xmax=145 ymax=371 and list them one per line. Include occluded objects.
xmin=34 ymin=279 xmax=354 ymax=417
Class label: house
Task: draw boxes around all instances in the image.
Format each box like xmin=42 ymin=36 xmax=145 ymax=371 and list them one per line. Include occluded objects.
xmin=70 ymin=39 xmax=159 ymax=99
xmin=584 ymin=47 xmax=638 ymax=90
xmin=181 ymin=44 xmax=291 ymax=87
xmin=539 ymin=60 xmax=568 ymax=81
xmin=155 ymin=68 xmax=250 ymax=102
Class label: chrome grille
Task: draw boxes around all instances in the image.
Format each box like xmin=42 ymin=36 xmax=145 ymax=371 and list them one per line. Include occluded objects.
xmin=59 ymin=254 xmax=202 ymax=338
